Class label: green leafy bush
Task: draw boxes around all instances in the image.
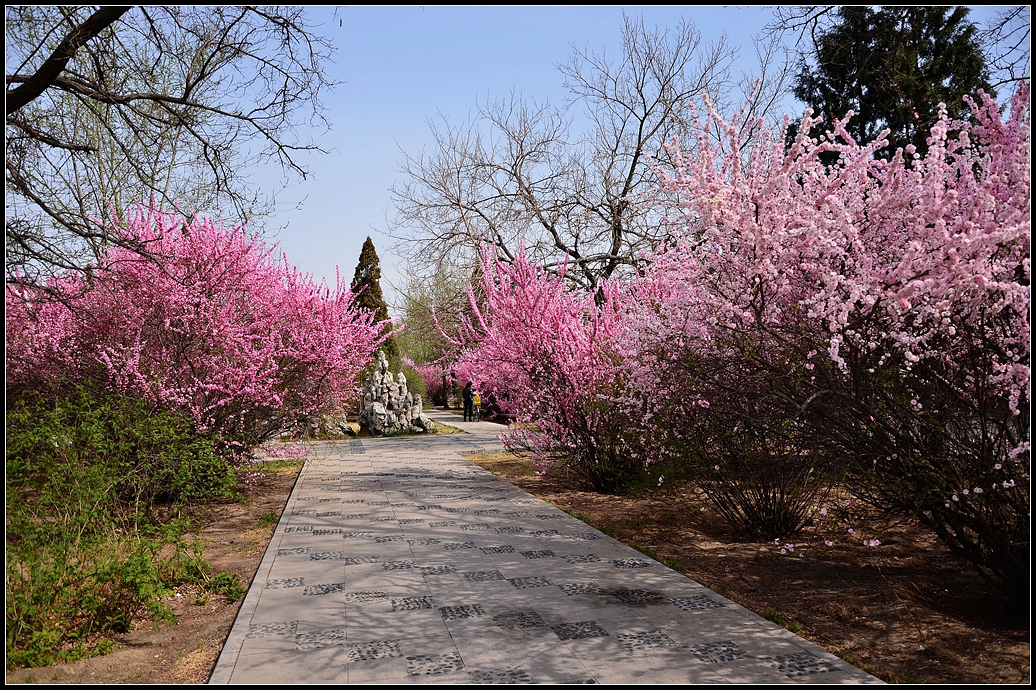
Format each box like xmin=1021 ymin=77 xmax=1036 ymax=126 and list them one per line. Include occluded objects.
xmin=207 ymin=573 xmax=246 ymax=604
xmin=6 ymin=534 xmax=175 ymax=669
xmin=5 ymin=386 xmax=239 ymax=669
xmin=6 ymin=386 xmax=236 ymax=516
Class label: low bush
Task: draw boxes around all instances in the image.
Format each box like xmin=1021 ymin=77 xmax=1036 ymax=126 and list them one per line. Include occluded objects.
xmin=5 ymin=386 xmax=239 ymax=669
xmin=6 ymin=386 xmax=236 ymax=514
xmin=452 ymin=252 xmax=648 ymax=493
xmin=799 ymin=338 xmax=1031 ymax=601
xmin=653 ymin=345 xmax=838 ymax=541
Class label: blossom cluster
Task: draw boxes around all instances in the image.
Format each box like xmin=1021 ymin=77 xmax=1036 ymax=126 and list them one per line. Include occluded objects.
xmin=448 ymin=251 xmax=644 ymax=491
xmin=444 ymin=84 xmax=1029 ymax=591
xmin=6 ymin=205 xmax=388 ymax=446
xmin=461 ymin=82 xmax=1029 ymax=475
xmin=643 ymin=85 xmax=1029 ymax=420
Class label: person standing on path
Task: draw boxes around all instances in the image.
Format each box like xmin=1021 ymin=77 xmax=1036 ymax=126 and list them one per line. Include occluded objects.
xmin=462 ymin=381 xmax=474 ymax=422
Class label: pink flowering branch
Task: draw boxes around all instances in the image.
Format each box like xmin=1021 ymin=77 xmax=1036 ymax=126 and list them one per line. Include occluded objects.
xmin=446 ymin=248 xmax=647 ymax=492
xmin=6 ymin=204 xmax=389 ymax=449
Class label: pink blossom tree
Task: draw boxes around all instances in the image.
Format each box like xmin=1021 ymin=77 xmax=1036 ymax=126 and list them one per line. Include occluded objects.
xmin=411 ymin=360 xmax=448 ymax=408
xmin=436 ymin=83 xmax=1029 ymax=595
xmin=637 ymin=83 xmax=1029 ymax=595
xmin=6 ymin=205 xmax=389 ymax=449
xmin=448 ymin=250 xmax=647 ymax=492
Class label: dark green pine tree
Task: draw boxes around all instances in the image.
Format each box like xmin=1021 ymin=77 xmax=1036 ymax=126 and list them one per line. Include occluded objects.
xmin=351 ymin=236 xmax=396 ymax=357
xmin=792 ymin=6 xmax=993 ymax=158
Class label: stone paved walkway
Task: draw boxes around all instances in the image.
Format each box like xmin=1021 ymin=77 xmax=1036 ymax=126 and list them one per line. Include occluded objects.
xmin=210 ymin=411 xmax=881 ymax=684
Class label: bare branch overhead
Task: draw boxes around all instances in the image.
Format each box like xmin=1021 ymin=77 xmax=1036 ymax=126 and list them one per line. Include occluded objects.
xmin=5 ymin=6 xmax=336 ymax=288
xmin=5 ymin=6 xmax=131 ymax=115
xmin=389 ymin=12 xmax=794 ymax=294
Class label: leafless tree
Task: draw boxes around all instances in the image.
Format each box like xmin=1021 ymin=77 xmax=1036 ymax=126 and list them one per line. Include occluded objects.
xmin=5 ymin=6 xmax=336 ymax=288
xmin=761 ymin=6 xmax=838 ymax=52
xmin=395 ymin=270 xmax=473 ymax=364
xmin=978 ymin=6 xmax=1030 ymax=89
xmin=391 ymin=14 xmax=780 ymax=294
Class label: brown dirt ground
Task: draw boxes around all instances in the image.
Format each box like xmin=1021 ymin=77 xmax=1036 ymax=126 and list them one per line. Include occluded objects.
xmin=6 ymin=443 xmax=1029 ymax=684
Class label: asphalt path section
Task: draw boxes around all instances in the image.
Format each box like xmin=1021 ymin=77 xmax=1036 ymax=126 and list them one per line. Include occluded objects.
xmin=211 ymin=411 xmax=881 ymax=684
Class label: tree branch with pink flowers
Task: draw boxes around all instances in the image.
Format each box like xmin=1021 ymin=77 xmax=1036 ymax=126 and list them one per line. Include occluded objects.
xmin=6 ymin=204 xmax=390 ymax=451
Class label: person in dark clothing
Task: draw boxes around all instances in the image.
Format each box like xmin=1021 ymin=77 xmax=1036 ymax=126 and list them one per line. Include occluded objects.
xmin=462 ymin=381 xmax=474 ymax=422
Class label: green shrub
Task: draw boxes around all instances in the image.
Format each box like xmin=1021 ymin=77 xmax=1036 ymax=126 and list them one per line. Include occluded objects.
xmin=5 ymin=386 xmax=238 ymax=669
xmin=763 ymin=610 xmax=802 ymax=634
xmin=6 ymin=535 xmax=174 ymax=669
xmin=6 ymin=386 xmax=236 ymax=517
xmin=207 ymin=573 xmax=246 ymax=604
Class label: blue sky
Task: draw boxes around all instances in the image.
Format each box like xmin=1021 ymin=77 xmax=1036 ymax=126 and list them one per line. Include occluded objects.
xmin=251 ymin=6 xmax=1011 ymax=311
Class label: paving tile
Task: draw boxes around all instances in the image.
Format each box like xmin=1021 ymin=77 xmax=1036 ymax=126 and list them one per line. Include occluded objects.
xmin=236 ymin=629 xmax=300 ymax=655
xmin=212 ymin=414 xmax=882 ymax=685
xmin=293 ymin=608 xmax=350 ymax=635
xmin=228 ymin=646 xmax=348 ymax=683
xmin=347 ymin=611 xmax=450 ymax=642
xmin=552 ymin=620 xmax=611 ymax=641
xmin=344 ymin=656 xmax=410 ymax=684
xmin=404 ymin=651 xmax=465 ymax=677
xmin=425 ymin=583 xmax=525 ymax=609
xmin=390 ymin=596 xmax=437 ymax=612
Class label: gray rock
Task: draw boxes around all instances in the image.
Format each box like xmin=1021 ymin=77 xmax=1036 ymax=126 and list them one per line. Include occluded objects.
xmin=358 ymin=351 xmax=434 ymax=435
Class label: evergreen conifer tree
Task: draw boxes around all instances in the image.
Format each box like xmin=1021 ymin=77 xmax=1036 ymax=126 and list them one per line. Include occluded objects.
xmin=351 ymin=236 xmax=396 ymax=357
xmin=792 ymin=7 xmax=993 ymax=158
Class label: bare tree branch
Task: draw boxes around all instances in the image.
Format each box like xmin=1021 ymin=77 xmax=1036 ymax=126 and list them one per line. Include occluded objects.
xmin=5 ymin=6 xmax=336 ymax=288
xmin=391 ymin=13 xmax=757 ymax=294
xmin=978 ymin=6 xmax=1031 ymax=88
xmin=761 ymin=6 xmax=837 ymax=53
xmin=5 ymin=6 xmax=130 ymax=115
